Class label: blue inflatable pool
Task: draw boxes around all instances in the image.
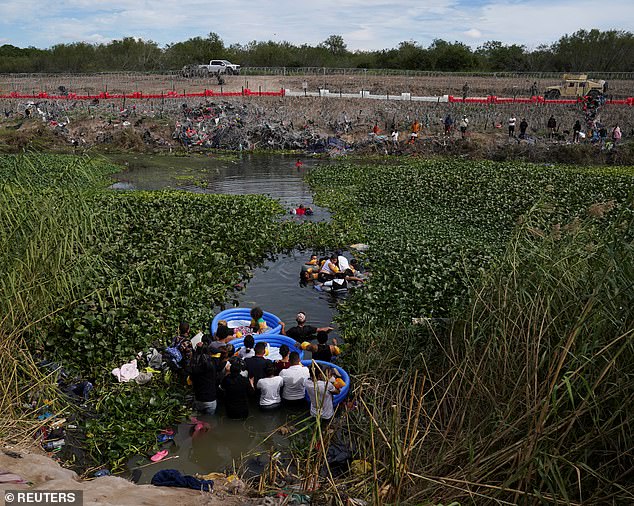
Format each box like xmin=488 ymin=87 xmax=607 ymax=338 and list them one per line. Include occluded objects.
xmin=211 ymin=308 xmax=282 ymax=335
xmin=301 ymin=359 xmax=350 ymax=407
xmin=229 ymin=333 xmax=304 ymax=360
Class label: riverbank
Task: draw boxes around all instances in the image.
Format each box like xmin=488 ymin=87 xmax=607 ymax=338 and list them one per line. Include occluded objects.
xmin=1 ymin=94 xmax=632 ymax=165
xmin=0 ymin=447 xmax=255 ymax=505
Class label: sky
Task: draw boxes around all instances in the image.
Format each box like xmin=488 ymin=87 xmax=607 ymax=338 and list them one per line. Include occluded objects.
xmin=0 ymin=0 xmax=632 ymax=51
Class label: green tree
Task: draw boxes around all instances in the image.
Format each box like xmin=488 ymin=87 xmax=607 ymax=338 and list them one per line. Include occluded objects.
xmin=395 ymin=41 xmax=432 ymax=70
xmin=551 ymin=29 xmax=634 ymax=72
xmin=322 ymin=35 xmax=348 ymax=56
xmin=476 ymin=41 xmax=528 ymax=71
xmin=163 ymin=32 xmax=225 ymax=69
xmin=428 ymin=39 xmax=476 ymax=71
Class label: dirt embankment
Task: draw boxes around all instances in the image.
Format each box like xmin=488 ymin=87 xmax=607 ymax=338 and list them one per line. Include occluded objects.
xmin=0 ymin=448 xmax=260 ymax=506
xmin=2 ymin=73 xmax=633 ymax=99
xmin=1 ymin=89 xmax=632 ymax=165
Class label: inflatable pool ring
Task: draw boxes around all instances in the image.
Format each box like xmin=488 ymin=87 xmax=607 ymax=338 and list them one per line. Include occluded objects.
xmin=230 ymin=334 xmax=304 ymax=360
xmin=301 ymin=359 xmax=350 ymax=407
xmin=211 ymin=308 xmax=282 ymax=335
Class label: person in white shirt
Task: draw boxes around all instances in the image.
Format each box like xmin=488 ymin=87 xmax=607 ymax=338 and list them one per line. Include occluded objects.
xmin=336 ymin=251 xmax=350 ymax=272
xmin=459 ymin=115 xmax=469 ymax=138
xmin=318 ymin=254 xmax=339 ymax=281
xmin=238 ymin=334 xmax=255 ymax=359
xmin=279 ymin=352 xmax=310 ymax=407
xmin=304 ymin=363 xmax=340 ymax=421
xmin=256 ymin=362 xmax=283 ymax=410
xmin=508 ymin=115 xmax=517 ymax=138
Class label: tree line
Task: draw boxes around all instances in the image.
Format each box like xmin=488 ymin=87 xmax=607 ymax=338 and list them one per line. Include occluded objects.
xmin=0 ymin=29 xmax=632 ymax=74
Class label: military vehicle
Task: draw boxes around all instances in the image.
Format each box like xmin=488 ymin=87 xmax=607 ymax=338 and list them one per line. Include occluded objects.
xmin=544 ymin=74 xmax=606 ymax=99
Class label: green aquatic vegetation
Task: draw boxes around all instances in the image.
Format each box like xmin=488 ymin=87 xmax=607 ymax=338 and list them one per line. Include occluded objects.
xmin=339 ymin=205 xmax=634 ymax=504
xmin=5 ymin=151 xmax=631 ymax=486
xmin=0 ymin=153 xmax=332 ymax=469
xmin=85 ymin=378 xmax=189 ymax=472
xmin=304 ymin=158 xmax=633 ymax=503
xmin=307 ymin=158 xmax=634 ymax=331
xmin=45 ymin=190 xmax=286 ymax=372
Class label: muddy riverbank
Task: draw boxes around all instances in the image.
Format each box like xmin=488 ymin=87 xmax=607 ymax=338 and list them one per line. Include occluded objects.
xmin=0 ymin=448 xmax=258 ymax=505
xmin=1 ymin=93 xmax=632 ymax=165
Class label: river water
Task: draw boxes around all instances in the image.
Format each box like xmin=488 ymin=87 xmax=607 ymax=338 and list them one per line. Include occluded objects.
xmin=110 ymin=153 xmax=346 ymax=482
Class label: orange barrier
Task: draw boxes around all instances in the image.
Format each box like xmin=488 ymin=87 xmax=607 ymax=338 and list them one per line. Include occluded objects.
xmin=0 ymin=88 xmax=286 ymax=100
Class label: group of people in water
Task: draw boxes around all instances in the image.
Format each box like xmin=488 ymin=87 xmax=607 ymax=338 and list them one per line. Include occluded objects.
xmin=300 ymin=251 xmax=365 ymax=292
xmin=171 ymin=306 xmax=343 ymax=422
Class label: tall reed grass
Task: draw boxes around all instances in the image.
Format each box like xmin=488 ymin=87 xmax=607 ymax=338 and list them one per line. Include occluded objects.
xmin=0 ymin=154 xmax=114 ymax=444
xmin=335 ymin=201 xmax=633 ymax=504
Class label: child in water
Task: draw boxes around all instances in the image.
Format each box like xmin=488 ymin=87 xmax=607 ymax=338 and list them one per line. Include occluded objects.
xmin=250 ymin=306 xmax=269 ymax=334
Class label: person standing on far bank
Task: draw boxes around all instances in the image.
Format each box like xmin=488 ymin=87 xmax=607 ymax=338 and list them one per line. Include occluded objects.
xmin=508 ymin=115 xmax=517 ymax=138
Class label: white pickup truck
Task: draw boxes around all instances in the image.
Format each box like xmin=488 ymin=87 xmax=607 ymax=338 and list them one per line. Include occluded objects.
xmin=198 ymin=59 xmax=240 ymax=75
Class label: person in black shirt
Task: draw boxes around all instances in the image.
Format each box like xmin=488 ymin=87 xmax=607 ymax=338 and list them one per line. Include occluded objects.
xmin=547 ymin=115 xmax=557 ymax=139
xmin=284 ymin=312 xmax=333 ymax=344
xmin=187 ymin=344 xmax=217 ymax=414
xmin=310 ymin=331 xmax=341 ymax=362
xmin=221 ymin=362 xmax=252 ymax=419
xmin=244 ymin=342 xmax=270 ymax=387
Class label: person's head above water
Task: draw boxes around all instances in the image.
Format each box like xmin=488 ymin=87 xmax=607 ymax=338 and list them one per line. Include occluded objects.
xmin=251 ymin=306 xmax=263 ymax=320
xmin=254 ymin=342 xmax=266 ymax=356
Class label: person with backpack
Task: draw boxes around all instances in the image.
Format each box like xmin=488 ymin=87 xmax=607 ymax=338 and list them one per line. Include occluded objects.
xmin=304 ymin=363 xmax=341 ymax=422
xmin=443 ymin=114 xmax=453 ymax=135
xmin=221 ymin=362 xmax=252 ymax=419
xmin=302 ymin=331 xmax=341 ymax=362
xmin=165 ymin=321 xmax=193 ymax=371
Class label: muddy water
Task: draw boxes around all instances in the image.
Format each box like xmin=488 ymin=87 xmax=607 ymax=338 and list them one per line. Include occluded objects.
xmin=111 ymin=154 xmax=347 ymax=482
xmin=110 ymin=153 xmax=331 ymax=221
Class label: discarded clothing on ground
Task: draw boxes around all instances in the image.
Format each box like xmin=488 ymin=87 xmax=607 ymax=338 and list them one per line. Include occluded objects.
xmin=134 ymin=371 xmax=153 ymax=385
xmin=151 ymin=469 xmax=213 ymax=491
xmin=111 ymin=359 xmax=140 ymax=382
xmin=145 ymin=348 xmax=163 ymax=369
